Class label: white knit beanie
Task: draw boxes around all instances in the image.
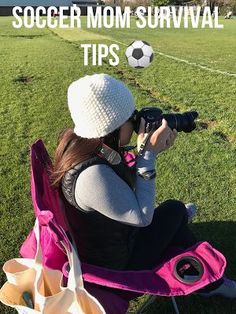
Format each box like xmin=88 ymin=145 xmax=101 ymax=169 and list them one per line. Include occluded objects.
xmin=68 ymin=73 xmax=135 ymax=138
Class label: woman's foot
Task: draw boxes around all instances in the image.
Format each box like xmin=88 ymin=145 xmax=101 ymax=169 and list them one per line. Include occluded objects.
xmin=185 ymin=203 xmax=197 ymax=222
xmin=197 ymin=277 xmax=236 ymax=299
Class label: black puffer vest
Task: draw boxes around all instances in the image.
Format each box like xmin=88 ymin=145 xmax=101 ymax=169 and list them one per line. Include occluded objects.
xmin=61 ymin=156 xmax=138 ymax=270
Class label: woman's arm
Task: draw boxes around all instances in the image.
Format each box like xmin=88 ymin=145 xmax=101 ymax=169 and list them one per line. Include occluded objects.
xmin=75 ymin=119 xmax=177 ymax=227
xmin=75 ymin=150 xmax=156 ymax=227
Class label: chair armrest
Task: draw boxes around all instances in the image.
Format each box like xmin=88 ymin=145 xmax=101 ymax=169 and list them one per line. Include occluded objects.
xmin=81 ymin=263 xmax=166 ymax=295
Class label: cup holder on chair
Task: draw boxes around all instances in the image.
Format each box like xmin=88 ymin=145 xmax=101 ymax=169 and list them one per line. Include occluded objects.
xmin=174 ymin=256 xmax=204 ymax=284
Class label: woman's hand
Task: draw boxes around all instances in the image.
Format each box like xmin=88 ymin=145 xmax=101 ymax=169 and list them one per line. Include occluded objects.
xmin=137 ymin=118 xmax=177 ymax=155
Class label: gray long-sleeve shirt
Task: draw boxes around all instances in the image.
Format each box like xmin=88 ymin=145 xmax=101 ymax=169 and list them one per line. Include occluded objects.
xmin=75 ymin=150 xmax=157 ymax=227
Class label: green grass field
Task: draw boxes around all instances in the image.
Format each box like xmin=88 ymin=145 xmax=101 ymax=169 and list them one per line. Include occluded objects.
xmin=0 ymin=16 xmax=236 ymax=313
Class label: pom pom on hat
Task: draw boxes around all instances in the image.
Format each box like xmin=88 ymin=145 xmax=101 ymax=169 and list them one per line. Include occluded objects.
xmin=68 ymin=73 xmax=135 ymax=138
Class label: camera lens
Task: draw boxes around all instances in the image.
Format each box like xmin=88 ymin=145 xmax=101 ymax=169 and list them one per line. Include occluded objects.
xmin=132 ymin=108 xmax=198 ymax=134
xmin=163 ymin=111 xmax=198 ymax=133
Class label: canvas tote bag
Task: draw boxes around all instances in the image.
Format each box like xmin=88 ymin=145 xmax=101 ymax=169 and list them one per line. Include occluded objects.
xmin=0 ymin=219 xmax=106 ymax=314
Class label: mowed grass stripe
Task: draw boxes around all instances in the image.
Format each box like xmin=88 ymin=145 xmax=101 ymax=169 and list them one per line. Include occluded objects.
xmin=51 ymin=17 xmax=236 ymax=76
xmin=52 ymin=27 xmax=110 ymax=41
xmin=52 ymin=24 xmax=236 ymax=142
xmin=100 ymin=36 xmax=236 ymax=77
xmin=70 ymin=16 xmax=236 ymax=73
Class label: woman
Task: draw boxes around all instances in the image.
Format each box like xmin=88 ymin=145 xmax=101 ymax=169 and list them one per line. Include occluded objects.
xmin=52 ymin=73 xmax=236 ymax=297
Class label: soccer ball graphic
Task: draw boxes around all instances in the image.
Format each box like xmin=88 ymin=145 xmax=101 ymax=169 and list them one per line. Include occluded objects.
xmin=125 ymin=41 xmax=154 ymax=69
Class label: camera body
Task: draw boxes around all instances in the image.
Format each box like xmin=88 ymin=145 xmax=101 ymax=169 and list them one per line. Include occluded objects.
xmin=131 ymin=107 xmax=198 ymax=134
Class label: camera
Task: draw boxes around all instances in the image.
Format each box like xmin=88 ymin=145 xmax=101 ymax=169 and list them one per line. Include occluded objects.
xmin=131 ymin=107 xmax=198 ymax=134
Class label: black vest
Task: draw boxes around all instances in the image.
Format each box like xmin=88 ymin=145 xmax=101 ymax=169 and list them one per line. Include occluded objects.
xmin=61 ymin=156 xmax=138 ymax=270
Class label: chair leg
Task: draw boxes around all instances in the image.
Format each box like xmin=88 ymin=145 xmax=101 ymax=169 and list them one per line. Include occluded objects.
xmin=171 ymin=296 xmax=180 ymax=314
xmin=128 ymin=295 xmax=180 ymax=314
xmin=135 ymin=295 xmax=157 ymax=314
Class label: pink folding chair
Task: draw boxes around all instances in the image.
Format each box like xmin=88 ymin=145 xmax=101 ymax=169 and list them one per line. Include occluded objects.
xmin=20 ymin=140 xmax=226 ymax=314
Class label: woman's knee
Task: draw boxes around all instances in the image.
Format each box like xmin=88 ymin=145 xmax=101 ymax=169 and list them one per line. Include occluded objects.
xmin=158 ymin=199 xmax=187 ymax=219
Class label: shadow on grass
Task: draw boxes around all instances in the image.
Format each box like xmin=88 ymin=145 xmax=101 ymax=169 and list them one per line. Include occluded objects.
xmin=0 ymin=34 xmax=45 ymax=39
xmin=190 ymin=221 xmax=236 ymax=272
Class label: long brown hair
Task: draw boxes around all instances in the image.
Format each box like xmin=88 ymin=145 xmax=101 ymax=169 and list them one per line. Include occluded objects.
xmin=51 ymin=128 xmax=102 ymax=187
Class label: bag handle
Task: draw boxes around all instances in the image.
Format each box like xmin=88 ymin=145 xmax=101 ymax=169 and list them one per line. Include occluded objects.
xmin=33 ymin=219 xmax=43 ymax=267
xmin=60 ymin=241 xmax=84 ymax=291
xmin=33 ymin=218 xmax=83 ymax=291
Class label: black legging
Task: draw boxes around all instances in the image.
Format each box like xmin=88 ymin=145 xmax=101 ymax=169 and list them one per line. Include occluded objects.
xmin=126 ymin=199 xmax=196 ymax=269
xmin=126 ymin=199 xmax=223 ymax=292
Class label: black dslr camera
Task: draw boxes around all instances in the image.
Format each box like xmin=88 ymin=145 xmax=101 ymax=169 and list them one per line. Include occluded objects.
xmin=131 ymin=107 xmax=198 ymax=134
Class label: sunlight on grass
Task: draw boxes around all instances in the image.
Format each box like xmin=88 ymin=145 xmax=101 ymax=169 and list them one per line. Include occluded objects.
xmin=52 ymin=27 xmax=110 ymax=42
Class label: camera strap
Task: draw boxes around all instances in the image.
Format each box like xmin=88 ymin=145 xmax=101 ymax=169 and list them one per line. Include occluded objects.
xmin=96 ymin=143 xmax=137 ymax=190
xmin=96 ymin=143 xmax=122 ymax=165
xmin=138 ymin=131 xmax=154 ymax=157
